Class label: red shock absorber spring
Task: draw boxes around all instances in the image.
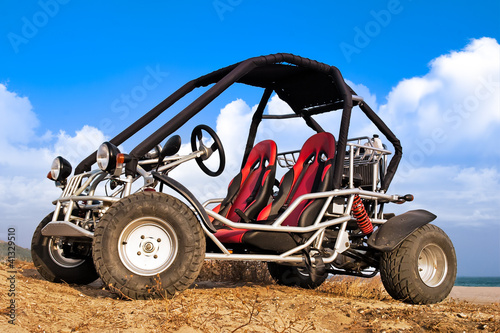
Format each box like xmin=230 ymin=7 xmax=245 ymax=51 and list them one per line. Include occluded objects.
xmin=351 ymin=195 xmax=373 ymax=235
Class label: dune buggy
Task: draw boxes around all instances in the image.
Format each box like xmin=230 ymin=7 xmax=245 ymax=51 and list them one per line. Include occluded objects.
xmin=32 ymin=54 xmax=456 ymax=304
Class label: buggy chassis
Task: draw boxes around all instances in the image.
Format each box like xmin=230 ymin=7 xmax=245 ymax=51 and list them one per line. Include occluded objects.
xmin=32 ymin=54 xmax=457 ymax=304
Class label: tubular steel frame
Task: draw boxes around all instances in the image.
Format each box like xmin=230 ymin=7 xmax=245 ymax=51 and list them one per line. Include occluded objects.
xmin=44 ymin=140 xmax=394 ymax=266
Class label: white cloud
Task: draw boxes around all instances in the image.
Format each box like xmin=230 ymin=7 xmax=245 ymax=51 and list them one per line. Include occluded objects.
xmin=377 ymin=37 xmax=500 ymax=161
xmin=390 ymin=165 xmax=500 ymax=227
xmin=216 ymin=98 xmax=253 ymax=166
xmin=0 ymin=176 xmax=60 ymax=220
xmin=353 ymin=38 xmax=500 ymax=231
xmin=0 ymin=84 xmax=108 ymax=247
xmin=346 ymin=79 xmax=379 ymax=111
xmin=0 ymin=84 xmax=38 ymax=144
xmin=52 ymin=126 xmax=107 ymax=167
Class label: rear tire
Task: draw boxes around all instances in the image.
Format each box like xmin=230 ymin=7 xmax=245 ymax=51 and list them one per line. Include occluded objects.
xmin=267 ymin=262 xmax=327 ymax=289
xmin=93 ymin=192 xmax=205 ymax=299
xmin=31 ymin=213 xmax=98 ymax=285
xmin=380 ymin=224 xmax=456 ymax=304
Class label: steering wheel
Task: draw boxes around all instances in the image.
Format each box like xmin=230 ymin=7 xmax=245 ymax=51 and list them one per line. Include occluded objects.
xmin=190 ymin=124 xmax=226 ymax=177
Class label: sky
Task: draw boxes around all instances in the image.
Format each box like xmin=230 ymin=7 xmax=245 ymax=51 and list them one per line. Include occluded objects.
xmin=0 ymin=0 xmax=499 ymax=277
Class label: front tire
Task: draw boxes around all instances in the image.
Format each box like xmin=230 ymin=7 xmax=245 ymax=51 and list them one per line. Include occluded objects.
xmin=31 ymin=213 xmax=98 ymax=285
xmin=267 ymin=262 xmax=327 ymax=289
xmin=93 ymin=192 xmax=205 ymax=299
xmin=380 ymin=224 xmax=457 ymax=304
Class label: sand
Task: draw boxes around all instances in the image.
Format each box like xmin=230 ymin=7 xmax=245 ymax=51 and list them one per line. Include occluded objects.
xmin=450 ymin=286 xmax=500 ymax=304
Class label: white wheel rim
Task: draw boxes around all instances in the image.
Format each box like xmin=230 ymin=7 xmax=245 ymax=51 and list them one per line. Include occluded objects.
xmin=118 ymin=217 xmax=178 ymax=276
xmin=48 ymin=238 xmax=85 ymax=268
xmin=418 ymin=243 xmax=448 ymax=287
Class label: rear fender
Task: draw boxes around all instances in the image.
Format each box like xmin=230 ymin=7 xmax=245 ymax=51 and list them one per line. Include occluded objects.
xmin=367 ymin=209 xmax=436 ymax=252
xmin=151 ymin=172 xmax=217 ymax=233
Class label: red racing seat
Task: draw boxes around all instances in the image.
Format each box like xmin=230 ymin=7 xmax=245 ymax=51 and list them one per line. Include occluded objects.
xmin=212 ymin=140 xmax=277 ymax=229
xmin=256 ymin=132 xmax=336 ymax=226
xmin=217 ymin=132 xmax=336 ymax=251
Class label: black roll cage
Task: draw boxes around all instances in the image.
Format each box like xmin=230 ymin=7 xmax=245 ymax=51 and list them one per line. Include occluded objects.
xmin=75 ymin=53 xmax=402 ymax=192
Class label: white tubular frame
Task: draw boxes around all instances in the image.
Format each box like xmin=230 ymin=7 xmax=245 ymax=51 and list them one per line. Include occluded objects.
xmin=46 ymin=140 xmax=396 ymax=266
xmin=203 ymin=188 xmax=398 ymax=264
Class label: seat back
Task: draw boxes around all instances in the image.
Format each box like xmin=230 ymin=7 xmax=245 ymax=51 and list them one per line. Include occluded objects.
xmin=215 ymin=140 xmax=277 ymax=222
xmin=257 ymin=132 xmax=335 ymax=227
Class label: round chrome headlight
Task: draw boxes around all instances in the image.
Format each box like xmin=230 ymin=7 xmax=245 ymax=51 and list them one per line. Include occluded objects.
xmin=97 ymin=142 xmax=120 ymax=172
xmin=50 ymin=156 xmax=72 ymax=181
xmin=97 ymin=143 xmax=110 ymax=171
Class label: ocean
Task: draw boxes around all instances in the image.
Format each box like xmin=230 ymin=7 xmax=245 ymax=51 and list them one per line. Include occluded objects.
xmin=455 ymin=277 xmax=500 ymax=287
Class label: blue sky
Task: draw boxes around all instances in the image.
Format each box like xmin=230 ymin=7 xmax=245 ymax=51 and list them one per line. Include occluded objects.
xmin=0 ymin=1 xmax=499 ymax=277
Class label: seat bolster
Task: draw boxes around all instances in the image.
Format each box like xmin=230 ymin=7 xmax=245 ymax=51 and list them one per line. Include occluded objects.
xmin=244 ymin=165 xmax=276 ymax=219
xmin=214 ymin=228 xmax=248 ymax=243
xmin=268 ymin=170 xmax=295 ymax=217
xmin=256 ymin=170 xmax=293 ymax=221
xmin=257 ymin=202 xmax=272 ymax=220
xmin=297 ymin=159 xmax=334 ymax=228
xmin=218 ymin=172 xmax=243 ymax=218
xmin=297 ymin=199 xmax=325 ymax=228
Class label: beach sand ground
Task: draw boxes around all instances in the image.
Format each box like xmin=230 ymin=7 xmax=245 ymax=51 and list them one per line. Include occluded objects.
xmin=450 ymin=286 xmax=500 ymax=304
xmin=1 ymin=261 xmax=499 ymax=332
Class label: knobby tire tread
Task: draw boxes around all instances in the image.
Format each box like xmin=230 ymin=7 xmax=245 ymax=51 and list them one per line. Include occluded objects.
xmin=31 ymin=212 xmax=99 ymax=285
xmin=380 ymin=224 xmax=456 ymax=304
xmin=93 ymin=192 xmax=205 ymax=299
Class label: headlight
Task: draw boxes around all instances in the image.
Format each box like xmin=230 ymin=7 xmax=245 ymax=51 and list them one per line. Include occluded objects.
xmin=97 ymin=142 xmax=120 ymax=172
xmin=49 ymin=156 xmax=72 ymax=181
xmin=143 ymin=145 xmax=162 ymax=160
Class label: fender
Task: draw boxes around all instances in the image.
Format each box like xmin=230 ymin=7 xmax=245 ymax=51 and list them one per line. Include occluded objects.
xmin=367 ymin=209 xmax=436 ymax=252
xmin=151 ymin=172 xmax=217 ymax=233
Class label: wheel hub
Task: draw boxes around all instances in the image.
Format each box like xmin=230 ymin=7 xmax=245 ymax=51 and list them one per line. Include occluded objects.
xmin=142 ymin=240 xmax=156 ymax=253
xmin=118 ymin=217 xmax=178 ymax=276
xmin=418 ymin=243 xmax=448 ymax=287
xmin=48 ymin=238 xmax=85 ymax=268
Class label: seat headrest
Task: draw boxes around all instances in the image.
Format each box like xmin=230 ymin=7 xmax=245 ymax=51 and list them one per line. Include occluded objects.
xmin=296 ymin=132 xmax=336 ymax=165
xmin=244 ymin=140 xmax=277 ymax=170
